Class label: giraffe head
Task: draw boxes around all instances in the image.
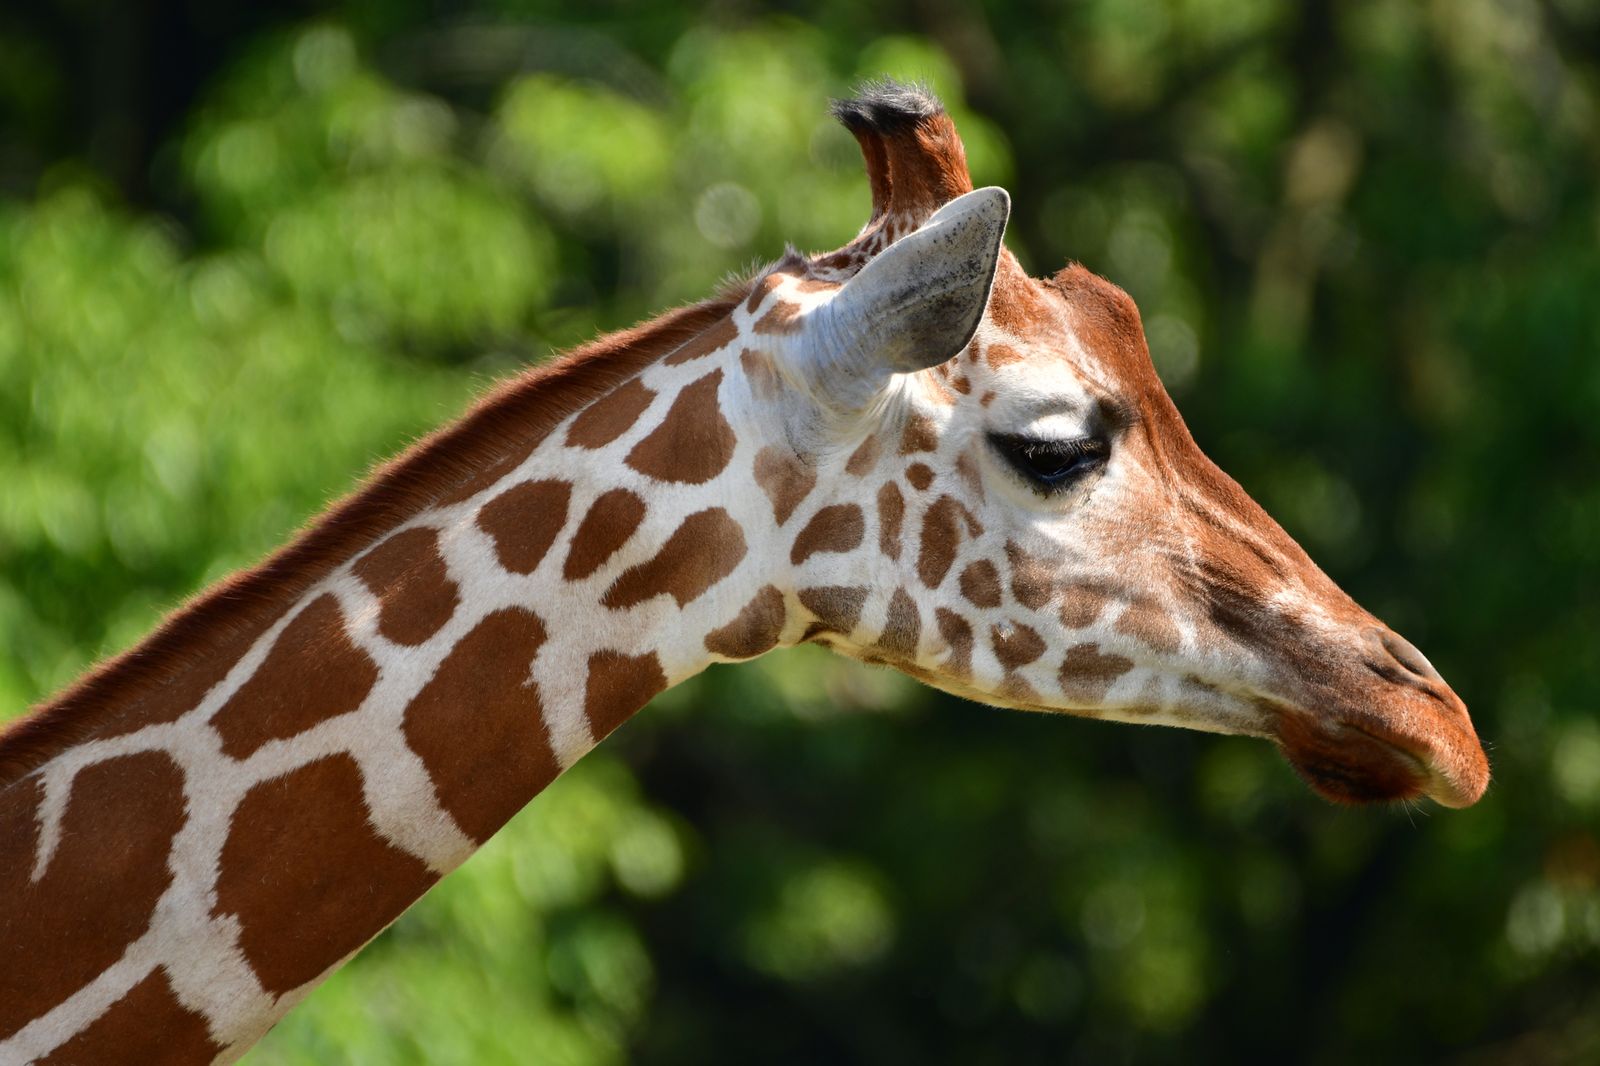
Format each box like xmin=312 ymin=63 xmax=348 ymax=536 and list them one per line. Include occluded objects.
xmin=719 ymin=82 xmax=1488 ymax=808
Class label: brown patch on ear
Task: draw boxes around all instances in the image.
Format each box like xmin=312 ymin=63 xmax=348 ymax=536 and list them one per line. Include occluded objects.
xmin=992 ymin=622 xmax=1046 ymax=671
xmin=1059 ymin=585 xmax=1106 ymax=629
xmin=663 ymin=314 xmax=739 ymax=365
xmin=958 ymin=560 xmax=1002 ymax=608
xmin=214 ymin=754 xmax=438 ymax=996
xmin=753 ymin=447 xmax=817 ymax=527
xmin=878 ymin=588 xmax=922 ymax=658
xmin=918 ymin=495 xmax=973 ymax=589
xmin=740 ymin=348 xmax=784 ymax=397
xmin=563 ymin=489 xmax=647 ymax=581
xmin=877 ymin=482 xmax=905 ymax=560
xmin=0 ymin=752 xmax=185 ymax=1041
xmin=604 ymin=508 xmax=747 ymax=609
xmin=1060 ymin=643 xmax=1133 ymax=702
xmin=210 ymin=595 xmax=379 ymax=759
xmin=899 ymin=413 xmax=939 ymax=454
xmin=37 ymin=967 xmax=221 ymax=1065
xmin=1116 ymin=600 xmax=1181 ymax=655
xmin=1004 ymin=541 xmax=1055 ymax=611
xmin=705 ymin=585 xmax=788 ymax=659
xmin=798 ymin=585 xmax=869 ymax=637
xmin=478 ymin=479 xmax=572 ymax=575
xmin=566 ymin=378 xmax=656 ymax=449
xmin=402 ymin=607 xmax=553 ymax=843
xmin=905 ymin=463 xmax=935 ymax=491
xmin=754 ymin=300 xmax=804 ymax=334
xmin=791 ymin=503 xmax=866 ymax=565
xmin=845 ymin=434 xmax=881 ymax=476
xmin=626 ymin=370 xmax=737 ymax=484
xmin=985 ymin=342 xmax=1024 ymax=369
xmin=353 ymin=527 xmax=460 ymax=646
xmin=935 ymin=608 xmax=974 ymax=677
xmin=585 ymin=650 xmax=668 ymax=741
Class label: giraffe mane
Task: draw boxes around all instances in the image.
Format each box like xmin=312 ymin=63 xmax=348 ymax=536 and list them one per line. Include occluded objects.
xmin=0 ymin=288 xmax=750 ymax=789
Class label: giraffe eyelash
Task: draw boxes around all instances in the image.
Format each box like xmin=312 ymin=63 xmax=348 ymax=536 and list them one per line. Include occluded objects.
xmin=989 ymin=432 xmax=1111 ymax=495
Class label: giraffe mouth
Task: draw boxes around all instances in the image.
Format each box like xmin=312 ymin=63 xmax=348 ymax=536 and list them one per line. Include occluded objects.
xmin=1271 ymin=706 xmax=1485 ymax=808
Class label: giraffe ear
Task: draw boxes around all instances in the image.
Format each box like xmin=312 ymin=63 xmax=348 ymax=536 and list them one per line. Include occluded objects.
xmin=807 ymin=186 xmax=1010 ymax=403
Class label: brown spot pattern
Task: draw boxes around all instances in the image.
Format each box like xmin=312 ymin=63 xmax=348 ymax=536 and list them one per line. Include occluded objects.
xmin=1060 ymin=643 xmax=1134 ymax=702
xmin=214 ymin=754 xmax=438 ymax=996
xmin=402 ymin=607 xmax=554 ymax=843
xmin=754 ymin=300 xmax=804 ymax=334
xmin=746 ymin=272 xmax=783 ymax=314
xmin=798 ymin=586 xmax=869 ymax=636
xmin=626 ymin=370 xmax=737 ymax=484
xmin=563 ymin=489 xmax=647 ymax=581
xmin=37 ymin=968 xmax=222 ymax=1066
xmin=753 ymin=447 xmax=817 ymax=527
xmin=917 ymin=495 xmax=969 ymax=589
xmin=986 ymin=341 xmax=1024 ymax=368
xmin=353 ymin=527 xmax=459 ymax=646
xmin=955 ymin=451 xmax=984 ymax=500
xmin=899 ymin=412 xmax=939 ymax=454
xmin=663 ymin=314 xmax=738 ymax=365
xmin=477 ymin=479 xmax=571 ymax=575
xmin=877 ymin=482 xmax=905 ymax=561
xmin=959 ymin=561 xmax=1003 ymax=608
xmin=705 ymin=585 xmax=788 ymax=659
xmin=906 ymin=463 xmax=934 ymax=491
xmin=1060 ymin=585 xmax=1106 ymax=628
xmin=1116 ymin=600 xmax=1181 ymax=654
xmin=585 ymin=651 xmax=668 ymax=741
xmin=567 ymin=378 xmax=655 ymax=449
xmin=1005 ymin=541 xmax=1055 ymax=611
xmin=992 ymin=622 xmax=1047 ymax=671
xmin=604 ymin=508 xmax=747 ymax=609
xmin=0 ymin=752 xmax=185 ymax=1041
xmin=845 ymin=435 xmax=881 ymax=476
xmin=935 ymin=609 xmax=974 ymax=677
xmin=791 ymin=504 xmax=865 ymax=565
xmin=100 ymin=619 xmax=273 ymax=742
xmin=740 ymin=349 xmax=783 ymax=397
xmin=879 ymin=588 xmax=922 ymax=659
xmin=438 ymin=444 xmax=534 ymax=507
xmin=210 ymin=595 xmax=379 ymax=760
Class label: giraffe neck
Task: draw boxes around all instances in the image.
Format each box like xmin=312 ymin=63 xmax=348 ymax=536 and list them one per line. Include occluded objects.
xmin=0 ymin=296 xmax=785 ymax=1062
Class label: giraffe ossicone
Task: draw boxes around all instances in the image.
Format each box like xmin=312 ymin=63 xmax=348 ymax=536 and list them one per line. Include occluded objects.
xmin=0 ymin=80 xmax=1489 ymax=1063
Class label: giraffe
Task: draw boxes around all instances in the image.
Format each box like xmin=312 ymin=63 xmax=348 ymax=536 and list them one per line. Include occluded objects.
xmin=0 ymin=81 xmax=1488 ymax=1063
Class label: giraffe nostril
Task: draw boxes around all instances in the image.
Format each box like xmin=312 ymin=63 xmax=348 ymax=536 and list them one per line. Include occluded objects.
xmin=1370 ymin=627 xmax=1444 ymax=684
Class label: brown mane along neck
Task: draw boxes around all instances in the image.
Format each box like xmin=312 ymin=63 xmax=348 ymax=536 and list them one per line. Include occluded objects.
xmin=0 ymin=294 xmax=744 ymax=789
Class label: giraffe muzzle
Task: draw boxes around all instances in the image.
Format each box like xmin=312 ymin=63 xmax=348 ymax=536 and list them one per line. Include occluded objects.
xmin=1271 ymin=631 xmax=1490 ymax=809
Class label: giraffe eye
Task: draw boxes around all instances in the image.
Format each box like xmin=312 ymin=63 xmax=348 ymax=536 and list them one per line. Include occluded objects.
xmin=990 ymin=433 xmax=1109 ymax=493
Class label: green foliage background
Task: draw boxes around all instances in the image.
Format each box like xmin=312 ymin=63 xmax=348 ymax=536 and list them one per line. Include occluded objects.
xmin=2 ymin=2 xmax=1598 ymax=1062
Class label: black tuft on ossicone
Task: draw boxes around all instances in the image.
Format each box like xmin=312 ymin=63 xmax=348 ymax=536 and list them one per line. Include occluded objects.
xmin=829 ymin=78 xmax=946 ymax=134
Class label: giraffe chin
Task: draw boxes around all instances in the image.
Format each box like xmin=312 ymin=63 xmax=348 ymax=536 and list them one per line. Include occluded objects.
xmin=1273 ymin=712 xmax=1482 ymax=809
